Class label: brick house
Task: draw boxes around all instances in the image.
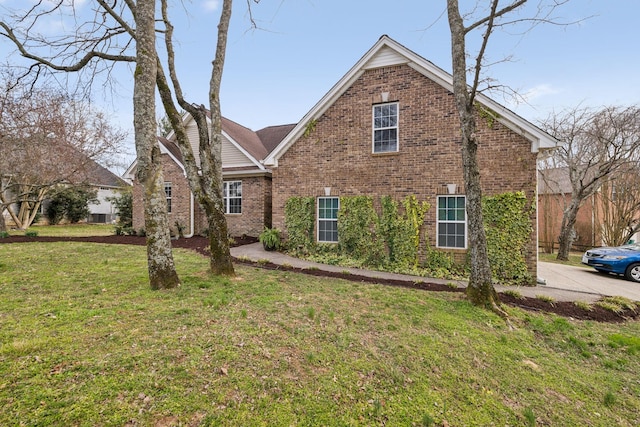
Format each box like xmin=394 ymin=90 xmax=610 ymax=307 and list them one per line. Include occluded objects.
xmin=125 ymin=114 xmax=294 ymax=237
xmin=539 ymin=166 xmax=640 ymax=252
xmin=263 ymin=35 xmax=560 ymax=276
xmin=538 ymin=167 xmax=600 ymax=252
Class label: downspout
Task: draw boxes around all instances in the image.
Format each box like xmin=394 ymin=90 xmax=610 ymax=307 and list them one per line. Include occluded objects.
xmin=184 ymin=191 xmax=195 ymax=238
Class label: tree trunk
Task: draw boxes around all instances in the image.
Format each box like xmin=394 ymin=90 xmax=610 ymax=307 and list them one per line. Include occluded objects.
xmin=0 ymin=206 xmax=6 ymax=232
xmin=134 ymin=0 xmax=180 ymax=290
xmin=206 ymin=0 xmax=234 ymax=275
xmin=205 ymin=200 xmax=234 ymax=275
xmin=447 ymin=0 xmax=500 ymax=310
xmin=556 ymin=198 xmax=581 ymax=261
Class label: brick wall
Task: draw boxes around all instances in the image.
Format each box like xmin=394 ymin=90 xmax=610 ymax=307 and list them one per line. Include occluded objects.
xmin=132 ymin=155 xmax=271 ymax=238
xmin=272 ymin=64 xmax=540 ymax=275
xmin=538 ymin=192 xmax=601 ymax=252
xmin=225 ymin=175 xmax=272 ymax=238
xmin=131 ymin=157 xmax=192 ymax=236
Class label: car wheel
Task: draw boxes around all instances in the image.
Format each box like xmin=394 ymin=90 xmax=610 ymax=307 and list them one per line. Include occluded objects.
xmin=625 ymin=263 xmax=640 ymax=283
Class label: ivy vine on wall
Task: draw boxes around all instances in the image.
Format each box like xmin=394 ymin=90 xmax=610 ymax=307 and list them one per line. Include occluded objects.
xmin=284 ymin=191 xmax=535 ymax=285
xmin=483 ymin=191 xmax=534 ymax=285
xmin=284 ymin=196 xmax=315 ymax=254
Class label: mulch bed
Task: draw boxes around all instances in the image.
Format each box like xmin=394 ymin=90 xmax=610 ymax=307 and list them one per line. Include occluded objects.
xmin=2 ymin=234 xmax=638 ymax=323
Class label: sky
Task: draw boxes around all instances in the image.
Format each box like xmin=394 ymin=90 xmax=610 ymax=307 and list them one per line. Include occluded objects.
xmin=1 ymin=0 xmax=639 ymax=172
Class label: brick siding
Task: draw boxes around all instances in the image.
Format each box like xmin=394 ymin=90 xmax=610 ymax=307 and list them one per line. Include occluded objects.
xmin=132 ymin=156 xmax=271 ymax=238
xmin=272 ymin=65 xmax=539 ymax=275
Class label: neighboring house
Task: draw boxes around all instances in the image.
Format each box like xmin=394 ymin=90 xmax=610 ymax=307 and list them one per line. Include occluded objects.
xmin=539 ymin=166 xmax=640 ymax=251
xmin=3 ymin=156 xmax=128 ymax=226
xmin=124 ymin=114 xmax=294 ymax=237
xmin=263 ymin=35 xmax=560 ymax=277
xmin=538 ymin=167 xmax=599 ymax=252
xmin=83 ymin=159 xmax=130 ymax=223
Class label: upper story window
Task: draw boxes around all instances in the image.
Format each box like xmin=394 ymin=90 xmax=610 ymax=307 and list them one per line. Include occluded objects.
xmin=373 ymin=102 xmax=398 ymax=153
xmin=223 ymin=181 xmax=242 ymax=214
xmin=164 ymin=182 xmax=172 ymax=213
xmin=437 ymin=195 xmax=467 ymax=249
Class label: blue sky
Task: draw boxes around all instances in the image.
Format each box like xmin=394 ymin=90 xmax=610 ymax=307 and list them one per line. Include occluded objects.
xmin=1 ymin=0 xmax=638 ymax=168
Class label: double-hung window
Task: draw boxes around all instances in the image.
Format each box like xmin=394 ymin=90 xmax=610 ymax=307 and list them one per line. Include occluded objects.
xmin=317 ymin=197 xmax=339 ymax=243
xmin=373 ymin=102 xmax=398 ymax=153
xmin=223 ymin=181 xmax=242 ymax=214
xmin=164 ymin=182 xmax=172 ymax=213
xmin=437 ymin=196 xmax=467 ymax=249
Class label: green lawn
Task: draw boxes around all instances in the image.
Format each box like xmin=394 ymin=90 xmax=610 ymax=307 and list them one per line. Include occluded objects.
xmin=7 ymin=223 xmax=115 ymax=237
xmin=1 ymin=242 xmax=640 ymax=426
xmin=538 ymin=251 xmax=586 ymax=268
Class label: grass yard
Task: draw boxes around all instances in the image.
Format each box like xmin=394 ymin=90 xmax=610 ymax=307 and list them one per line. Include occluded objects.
xmin=538 ymin=251 xmax=586 ymax=268
xmin=8 ymin=223 xmax=115 ymax=237
xmin=1 ymin=242 xmax=640 ymax=426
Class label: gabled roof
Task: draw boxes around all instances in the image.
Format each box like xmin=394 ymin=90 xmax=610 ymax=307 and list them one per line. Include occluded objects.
xmin=83 ymin=159 xmax=128 ymax=188
xmin=257 ymin=124 xmax=297 ymax=154
xmin=122 ymin=114 xmax=293 ymax=181
xmin=221 ymin=117 xmax=268 ymax=162
xmin=264 ymin=35 xmax=560 ymax=167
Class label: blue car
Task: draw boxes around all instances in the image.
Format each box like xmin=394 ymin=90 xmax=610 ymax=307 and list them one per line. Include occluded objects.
xmin=582 ymin=243 xmax=640 ymax=283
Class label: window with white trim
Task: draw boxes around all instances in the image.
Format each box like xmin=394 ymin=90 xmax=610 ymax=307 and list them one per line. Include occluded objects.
xmin=437 ymin=196 xmax=467 ymax=249
xmin=164 ymin=182 xmax=172 ymax=213
xmin=223 ymin=181 xmax=242 ymax=214
xmin=317 ymin=197 xmax=339 ymax=243
xmin=373 ymin=102 xmax=398 ymax=153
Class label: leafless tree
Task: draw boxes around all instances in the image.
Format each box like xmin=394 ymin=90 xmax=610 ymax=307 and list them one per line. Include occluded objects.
xmin=1 ymin=0 xmax=255 ymax=276
xmin=153 ymin=0 xmax=236 ymax=275
xmin=446 ymin=0 xmax=572 ymax=312
xmin=134 ymin=0 xmax=180 ymax=289
xmin=539 ymin=105 xmax=640 ymax=260
xmin=0 ymin=1 xmax=180 ymax=289
xmin=0 ymin=74 xmax=127 ymax=230
xmin=597 ymin=164 xmax=640 ymax=247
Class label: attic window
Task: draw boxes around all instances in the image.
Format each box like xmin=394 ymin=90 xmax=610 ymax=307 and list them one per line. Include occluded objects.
xmin=372 ymin=102 xmax=398 ymax=153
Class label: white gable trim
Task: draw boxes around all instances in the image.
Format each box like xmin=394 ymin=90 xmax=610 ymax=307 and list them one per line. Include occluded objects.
xmin=163 ymin=111 xmax=267 ymax=170
xmin=122 ymin=139 xmax=185 ymax=182
xmin=264 ymin=35 xmax=559 ymax=166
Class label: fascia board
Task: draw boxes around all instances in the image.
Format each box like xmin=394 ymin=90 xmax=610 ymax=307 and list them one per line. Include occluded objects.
xmin=407 ymin=57 xmax=560 ymax=153
xmin=163 ymin=110 xmax=193 ymax=141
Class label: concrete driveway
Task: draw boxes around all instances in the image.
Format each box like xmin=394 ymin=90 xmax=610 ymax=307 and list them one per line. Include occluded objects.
xmin=537 ymin=262 xmax=640 ymax=302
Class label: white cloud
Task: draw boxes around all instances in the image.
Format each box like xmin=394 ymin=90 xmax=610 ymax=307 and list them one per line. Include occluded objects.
xmin=202 ymin=0 xmax=221 ymax=12
xmin=521 ymin=84 xmax=560 ymax=103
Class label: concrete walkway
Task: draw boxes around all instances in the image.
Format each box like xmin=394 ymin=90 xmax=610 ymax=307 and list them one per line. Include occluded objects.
xmin=231 ymin=243 xmax=615 ymax=303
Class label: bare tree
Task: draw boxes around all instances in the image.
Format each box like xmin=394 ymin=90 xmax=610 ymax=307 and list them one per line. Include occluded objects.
xmin=445 ymin=0 xmax=573 ymax=311
xmin=0 ymin=2 xmax=180 ymax=289
xmin=598 ymin=164 xmax=640 ymax=247
xmin=134 ymin=0 xmax=180 ymax=289
xmin=0 ymin=76 xmax=127 ymax=229
xmin=1 ymin=0 xmax=255 ymax=277
xmin=154 ymin=0 xmax=238 ymax=275
xmin=540 ymin=105 xmax=640 ymax=260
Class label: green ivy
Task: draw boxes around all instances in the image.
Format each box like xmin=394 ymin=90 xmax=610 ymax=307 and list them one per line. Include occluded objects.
xmin=284 ymin=197 xmax=315 ymax=253
xmin=403 ymin=195 xmax=430 ymax=267
xmin=283 ymin=194 xmax=431 ymax=269
xmin=483 ymin=191 xmax=533 ymax=285
xmin=338 ymin=196 xmax=385 ymax=265
xmin=377 ymin=196 xmax=430 ymax=268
